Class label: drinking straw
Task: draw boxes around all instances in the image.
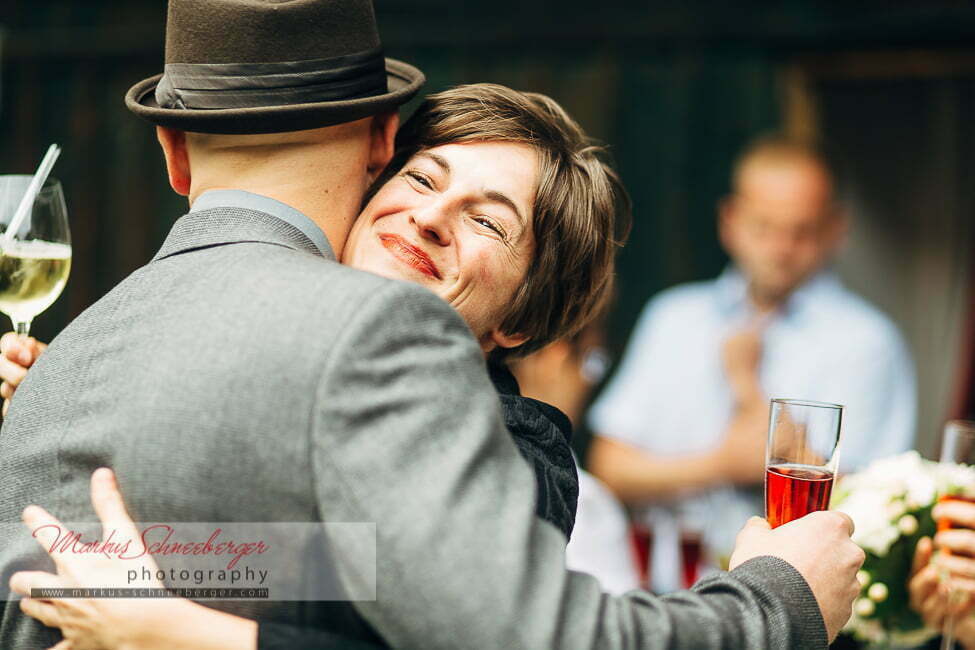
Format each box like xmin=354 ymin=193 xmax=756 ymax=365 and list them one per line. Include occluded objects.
xmin=3 ymin=144 xmax=61 ymax=244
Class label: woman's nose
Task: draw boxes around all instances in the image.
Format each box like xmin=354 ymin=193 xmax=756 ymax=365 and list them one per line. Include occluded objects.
xmin=411 ymin=205 xmax=452 ymax=246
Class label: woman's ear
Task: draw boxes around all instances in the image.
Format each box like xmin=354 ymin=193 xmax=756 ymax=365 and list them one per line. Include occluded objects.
xmin=156 ymin=127 xmax=191 ymax=196
xmin=488 ymin=328 xmax=530 ymax=351
xmin=367 ymin=111 xmax=400 ymax=184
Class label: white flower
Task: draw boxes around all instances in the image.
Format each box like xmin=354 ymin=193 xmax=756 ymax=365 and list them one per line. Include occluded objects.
xmin=886 ymin=500 xmax=907 ymax=519
xmin=934 ymin=462 xmax=975 ymax=498
xmin=898 ymin=514 xmax=919 ymax=535
xmin=856 ymin=570 xmax=871 ymax=586
xmin=835 ymin=489 xmax=902 ymax=556
xmin=867 ymin=582 xmax=889 ymax=602
xmin=855 ymin=619 xmax=887 ymax=643
xmin=904 ymin=471 xmax=936 ymax=508
xmin=873 ymin=526 xmax=900 ymax=557
xmin=855 ymin=598 xmax=876 ymax=617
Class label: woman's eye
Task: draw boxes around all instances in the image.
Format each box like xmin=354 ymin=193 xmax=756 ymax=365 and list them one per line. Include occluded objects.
xmin=405 ymin=170 xmax=433 ymax=190
xmin=474 ymin=217 xmax=505 ymax=238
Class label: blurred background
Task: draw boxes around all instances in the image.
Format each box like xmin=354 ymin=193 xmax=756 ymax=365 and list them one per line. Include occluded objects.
xmin=1 ymin=0 xmax=973 ymax=460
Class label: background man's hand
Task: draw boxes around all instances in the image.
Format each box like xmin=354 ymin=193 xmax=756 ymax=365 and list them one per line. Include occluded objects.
xmin=721 ymin=318 xmax=767 ymax=405
xmin=722 ymin=327 xmax=762 ymax=379
xmin=0 ymin=332 xmax=46 ymax=416
xmin=714 ymin=317 xmax=770 ymax=485
xmin=730 ymin=513 xmax=865 ymax=642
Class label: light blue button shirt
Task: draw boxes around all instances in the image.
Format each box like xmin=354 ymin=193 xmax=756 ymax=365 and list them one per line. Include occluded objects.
xmin=588 ymin=267 xmax=916 ymax=591
xmin=190 ymin=189 xmax=333 ymax=258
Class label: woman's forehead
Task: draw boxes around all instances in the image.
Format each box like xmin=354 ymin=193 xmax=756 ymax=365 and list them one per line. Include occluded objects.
xmin=412 ymin=141 xmax=538 ymax=215
xmin=414 ymin=141 xmax=537 ymax=172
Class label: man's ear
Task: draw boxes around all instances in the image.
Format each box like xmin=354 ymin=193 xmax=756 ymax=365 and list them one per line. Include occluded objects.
xmin=156 ymin=127 xmax=191 ymax=196
xmin=367 ymin=111 xmax=399 ymax=185
xmin=826 ymin=205 xmax=849 ymax=250
xmin=717 ymin=195 xmax=737 ymax=252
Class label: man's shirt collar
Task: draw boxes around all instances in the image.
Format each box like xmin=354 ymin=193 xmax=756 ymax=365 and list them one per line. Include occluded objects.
xmin=714 ymin=265 xmax=842 ymax=323
xmin=190 ymin=189 xmax=333 ymax=259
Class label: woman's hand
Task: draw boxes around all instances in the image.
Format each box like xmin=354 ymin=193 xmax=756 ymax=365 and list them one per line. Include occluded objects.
xmin=11 ymin=468 xmax=166 ymax=650
xmin=908 ymin=501 xmax=975 ymax=649
xmin=0 ymin=332 xmax=47 ymax=415
xmin=9 ymin=469 xmax=257 ymax=650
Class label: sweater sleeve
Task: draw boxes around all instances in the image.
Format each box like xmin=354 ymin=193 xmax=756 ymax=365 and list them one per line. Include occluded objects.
xmin=258 ymin=622 xmax=385 ymax=650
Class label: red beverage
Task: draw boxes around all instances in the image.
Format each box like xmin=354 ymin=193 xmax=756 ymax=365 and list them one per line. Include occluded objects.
xmin=680 ymin=533 xmax=702 ymax=587
xmin=629 ymin=524 xmax=652 ymax=589
xmin=765 ymin=464 xmax=835 ymax=528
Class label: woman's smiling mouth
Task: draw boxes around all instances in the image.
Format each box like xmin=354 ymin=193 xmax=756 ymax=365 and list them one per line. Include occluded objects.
xmin=378 ymin=233 xmax=442 ymax=280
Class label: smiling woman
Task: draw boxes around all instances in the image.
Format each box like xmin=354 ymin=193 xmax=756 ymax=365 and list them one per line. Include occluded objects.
xmin=346 ymin=84 xmax=632 ymax=361
xmin=345 ymin=140 xmax=539 ymax=352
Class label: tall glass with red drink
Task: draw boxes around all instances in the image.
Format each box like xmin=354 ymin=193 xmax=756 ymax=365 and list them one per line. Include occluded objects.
xmin=764 ymin=399 xmax=844 ymax=529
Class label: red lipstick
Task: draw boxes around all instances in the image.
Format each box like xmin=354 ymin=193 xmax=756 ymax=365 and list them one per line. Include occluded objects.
xmin=378 ymin=234 xmax=441 ymax=280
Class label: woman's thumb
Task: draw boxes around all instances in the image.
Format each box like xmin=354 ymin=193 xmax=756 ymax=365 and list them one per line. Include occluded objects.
xmin=911 ymin=536 xmax=933 ymax=577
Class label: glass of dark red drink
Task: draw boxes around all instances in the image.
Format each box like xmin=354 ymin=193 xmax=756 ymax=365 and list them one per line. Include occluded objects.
xmin=764 ymin=398 xmax=844 ymax=529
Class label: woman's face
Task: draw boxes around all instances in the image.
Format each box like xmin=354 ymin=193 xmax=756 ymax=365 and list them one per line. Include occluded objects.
xmin=343 ymin=141 xmax=537 ymax=352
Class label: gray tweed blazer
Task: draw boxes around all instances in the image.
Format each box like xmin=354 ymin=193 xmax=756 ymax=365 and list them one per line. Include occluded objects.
xmin=0 ymin=205 xmax=828 ymax=649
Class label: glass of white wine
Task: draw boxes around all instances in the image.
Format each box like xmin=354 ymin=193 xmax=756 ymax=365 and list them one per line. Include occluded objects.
xmin=0 ymin=175 xmax=72 ymax=337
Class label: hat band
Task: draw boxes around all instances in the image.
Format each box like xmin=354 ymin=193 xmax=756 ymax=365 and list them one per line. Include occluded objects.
xmin=155 ymin=46 xmax=389 ymax=110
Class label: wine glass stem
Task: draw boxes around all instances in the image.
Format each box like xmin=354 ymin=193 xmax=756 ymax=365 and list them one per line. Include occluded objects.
xmin=14 ymin=320 xmax=31 ymax=338
xmin=942 ymin=586 xmax=958 ymax=650
xmin=942 ymin=613 xmax=955 ymax=650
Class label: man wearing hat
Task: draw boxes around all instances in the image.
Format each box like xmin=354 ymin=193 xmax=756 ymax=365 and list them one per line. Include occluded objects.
xmin=0 ymin=1 xmax=863 ymax=648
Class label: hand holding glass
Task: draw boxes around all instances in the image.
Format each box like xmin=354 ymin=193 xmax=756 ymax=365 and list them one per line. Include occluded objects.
xmin=765 ymin=398 xmax=844 ymax=529
xmin=936 ymin=420 xmax=975 ymax=650
xmin=0 ymin=176 xmax=72 ymax=337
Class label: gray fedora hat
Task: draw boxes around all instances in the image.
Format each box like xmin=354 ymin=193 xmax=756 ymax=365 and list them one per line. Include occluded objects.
xmin=125 ymin=0 xmax=425 ymax=134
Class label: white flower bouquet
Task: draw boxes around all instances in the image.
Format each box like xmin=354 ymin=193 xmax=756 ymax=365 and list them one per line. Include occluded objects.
xmin=831 ymin=451 xmax=975 ymax=646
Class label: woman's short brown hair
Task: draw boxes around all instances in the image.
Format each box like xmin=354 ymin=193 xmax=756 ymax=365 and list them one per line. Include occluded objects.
xmin=376 ymin=83 xmax=631 ymax=360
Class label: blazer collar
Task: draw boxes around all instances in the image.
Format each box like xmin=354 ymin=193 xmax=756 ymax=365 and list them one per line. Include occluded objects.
xmin=152 ymin=206 xmax=336 ymax=263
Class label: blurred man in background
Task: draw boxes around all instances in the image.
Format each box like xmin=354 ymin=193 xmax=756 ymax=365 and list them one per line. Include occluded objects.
xmin=588 ymin=134 xmax=916 ymax=592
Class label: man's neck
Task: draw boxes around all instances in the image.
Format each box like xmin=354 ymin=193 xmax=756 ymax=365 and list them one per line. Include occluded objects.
xmin=190 ymin=180 xmax=361 ymax=256
xmin=746 ymin=284 xmax=787 ymax=315
xmin=184 ymin=126 xmax=373 ymax=256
